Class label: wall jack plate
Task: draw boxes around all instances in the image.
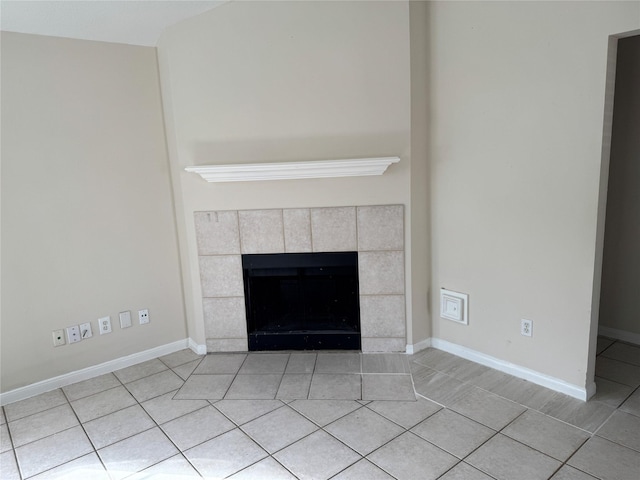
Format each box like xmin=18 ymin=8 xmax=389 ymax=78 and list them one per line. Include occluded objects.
xmin=66 ymin=325 xmax=81 ymax=344
xmin=138 ymin=309 xmax=149 ymax=325
xmin=52 ymin=329 xmax=65 ymax=347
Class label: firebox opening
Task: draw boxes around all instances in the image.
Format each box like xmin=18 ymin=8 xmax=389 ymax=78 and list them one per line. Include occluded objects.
xmin=242 ymin=252 xmax=360 ymax=351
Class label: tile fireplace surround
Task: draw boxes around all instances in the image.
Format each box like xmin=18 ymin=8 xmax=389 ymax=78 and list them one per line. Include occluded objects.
xmin=195 ymin=205 xmax=406 ymax=353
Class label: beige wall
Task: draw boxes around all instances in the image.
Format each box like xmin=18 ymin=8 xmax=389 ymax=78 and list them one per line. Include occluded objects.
xmin=156 ymin=1 xmax=415 ymax=346
xmin=0 ymin=33 xmax=186 ymax=392
xmin=599 ymin=35 xmax=640 ymax=337
xmin=427 ymin=1 xmax=639 ymax=388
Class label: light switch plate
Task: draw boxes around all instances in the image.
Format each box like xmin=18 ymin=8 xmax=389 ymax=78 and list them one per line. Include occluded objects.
xmin=119 ymin=311 xmax=132 ymax=329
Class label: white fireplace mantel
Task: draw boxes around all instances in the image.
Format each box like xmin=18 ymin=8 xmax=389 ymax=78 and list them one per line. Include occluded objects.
xmin=185 ymin=157 xmax=400 ymax=183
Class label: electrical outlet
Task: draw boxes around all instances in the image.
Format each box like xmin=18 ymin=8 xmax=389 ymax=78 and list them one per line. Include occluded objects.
xmin=119 ymin=311 xmax=132 ymax=329
xmin=99 ymin=316 xmax=112 ymax=334
xmin=521 ymin=319 xmax=533 ymax=337
xmin=66 ymin=325 xmax=81 ymax=344
xmin=52 ymin=329 xmax=65 ymax=347
xmin=138 ymin=309 xmax=149 ymax=325
xmin=80 ymin=322 xmax=93 ymax=339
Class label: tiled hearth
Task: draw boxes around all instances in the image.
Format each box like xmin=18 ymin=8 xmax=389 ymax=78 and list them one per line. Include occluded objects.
xmin=195 ymin=205 xmax=406 ymax=353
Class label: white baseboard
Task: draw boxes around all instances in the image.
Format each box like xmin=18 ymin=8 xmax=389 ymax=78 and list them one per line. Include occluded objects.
xmin=406 ymin=337 xmax=431 ymax=355
xmin=0 ymin=339 xmax=192 ymax=406
xmin=430 ymin=338 xmax=589 ymax=401
xmin=598 ymin=326 xmax=640 ymax=346
xmin=188 ymin=338 xmax=207 ymax=355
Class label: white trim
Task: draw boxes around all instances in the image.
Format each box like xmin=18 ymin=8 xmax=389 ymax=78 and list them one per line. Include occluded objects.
xmin=406 ymin=337 xmax=431 ymax=355
xmin=188 ymin=338 xmax=207 ymax=355
xmin=431 ymin=338 xmax=588 ymax=401
xmin=598 ymin=326 xmax=640 ymax=346
xmin=185 ymin=157 xmax=400 ymax=183
xmin=0 ymin=339 xmax=190 ymax=406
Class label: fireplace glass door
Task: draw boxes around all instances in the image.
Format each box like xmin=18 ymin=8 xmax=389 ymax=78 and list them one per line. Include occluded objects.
xmin=242 ymin=252 xmax=360 ymax=350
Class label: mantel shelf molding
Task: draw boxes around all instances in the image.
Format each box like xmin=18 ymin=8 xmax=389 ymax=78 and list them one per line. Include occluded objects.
xmin=185 ymin=156 xmax=400 ymax=183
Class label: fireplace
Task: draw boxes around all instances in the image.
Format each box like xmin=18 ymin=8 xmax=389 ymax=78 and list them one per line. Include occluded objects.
xmin=243 ymin=252 xmax=360 ymax=350
xmin=195 ymin=205 xmax=406 ymax=353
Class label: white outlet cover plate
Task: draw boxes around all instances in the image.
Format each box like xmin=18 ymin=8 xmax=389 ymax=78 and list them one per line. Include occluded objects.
xmin=99 ymin=316 xmax=112 ymax=334
xmin=119 ymin=311 xmax=132 ymax=329
xmin=440 ymin=288 xmax=469 ymax=325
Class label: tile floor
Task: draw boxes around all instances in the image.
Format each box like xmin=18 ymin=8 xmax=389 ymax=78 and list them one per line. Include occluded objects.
xmin=0 ymin=337 xmax=639 ymax=479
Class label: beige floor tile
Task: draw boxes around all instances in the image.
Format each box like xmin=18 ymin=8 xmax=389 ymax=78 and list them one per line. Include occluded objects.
xmin=113 ymin=359 xmax=167 ymax=384
xmin=601 ymin=342 xmax=640 ymax=367
xmin=308 ymin=374 xmax=361 ymax=400
xmin=30 ymin=452 xmax=109 ymax=480
xmin=466 ymin=434 xmax=561 ymax=480
xmin=502 ymin=409 xmax=590 ymax=461
xmin=411 ymin=409 xmax=495 ymax=458
xmin=325 ymin=407 xmax=404 ymax=455
xmin=439 ymin=462 xmax=495 ymax=480
xmin=0 ymin=451 xmax=20 ymax=480
xmin=4 ymin=390 xmax=67 ymax=422
xmin=98 ymin=427 xmax=178 ymax=480
xmin=449 ymin=387 xmax=526 ymax=430
xmin=141 ymin=390 xmax=209 ymax=424
xmin=276 ymin=374 xmax=312 ymax=399
xmin=161 ymin=405 xmax=235 ymax=450
xmin=70 ymin=386 xmax=136 ymax=423
xmin=239 ymin=353 xmax=290 ymax=374
xmin=285 ymin=353 xmax=317 ymax=373
xmin=84 ymin=404 xmax=154 ymax=449
xmin=367 ymin=431 xmax=458 ymax=480
xmin=367 ymin=397 xmax=441 ymax=429
xmin=174 ymin=374 xmax=235 ymax=399
xmin=125 ymin=369 xmax=184 ymax=402
xmin=159 ymin=349 xmax=203 ymax=369
xmin=540 ymin=393 xmax=616 ymax=432
xmin=362 ymin=374 xmax=415 ymax=401
xmin=489 ymin=376 xmax=558 ymax=410
xmin=15 ymin=426 xmax=93 ymax=478
xmin=213 ymin=399 xmax=284 ymax=425
xmin=592 ymin=377 xmax=635 ymax=408
xmin=550 ymin=465 xmax=599 ymax=479
xmin=332 ymin=459 xmax=395 ymax=479
xmin=225 ymin=374 xmax=282 ymax=399
xmin=568 ymin=436 xmax=640 ymax=480
xmin=315 ymin=353 xmax=361 ymax=374
xmin=193 ymin=354 xmax=247 ymax=374
xmin=172 ymin=359 xmax=201 ymax=380
xmin=62 ymin=374 xmax=121 ymax=402
xmin=274 ymin=430 xmax=360 ymax=480
xmin=620 ymin=388 xmax=640 ymax=416
xmin=596 ymin=410 xmax=640 ymax=452
xmin=288 ymin=399 xmax=362 ymax=426
xmin=241 ymin=405 xmax=317 ymax=453
xmin=228 ymin=457 xmax=298 ymax=479
xmin=128 ymin=454 xmax=201 ymax=479
xmin=1 ymin=425 xmax=12 ymax=453
xmin=8 ymin=403 xmax=78 ymax=447
xmin=362 ymin=354 xmax=409 ymax=374
xmin=411 ymin=365 xmax=474 ymax=406
xmin=184 ymin=428 xmax=267 ymax=479
xmin=595 ymin=357 xmax=640 ymax=387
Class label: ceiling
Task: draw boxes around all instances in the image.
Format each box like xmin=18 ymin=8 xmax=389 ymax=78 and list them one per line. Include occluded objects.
xmin=0 ymin=0 xmax=228 ymax=47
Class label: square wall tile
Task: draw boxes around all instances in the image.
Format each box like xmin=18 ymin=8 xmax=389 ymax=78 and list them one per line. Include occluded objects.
xmin=361 ymin=337 xmax=406 ymax=353
xmin=239 ymin=209 xmax=285 ymax=254
xmin=203 ymin=297 xmax=247 ymax=339
xmin=199 ymin=255 xmax=244 ymax=298
xmin=311 ymin=207 xmax=357 ymax=252
xmin=358 ymin=251 xmax=404 ymax=295
xmin=360 ymin=295 xmax=405 ymax=337
xmin=194 ymin=211 xmax=240 ymax=255
xmin=284 ymin=209 xmax=312 ymax=252
xmin=206 ymin=338 xmax=248 ymax=352
xmin=357 ymin=205 xmax=404 ymax=251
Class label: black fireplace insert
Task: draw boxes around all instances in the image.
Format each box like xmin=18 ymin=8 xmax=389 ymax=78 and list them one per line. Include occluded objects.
xmin=242 ymin=252 xmax=360 ymax=351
